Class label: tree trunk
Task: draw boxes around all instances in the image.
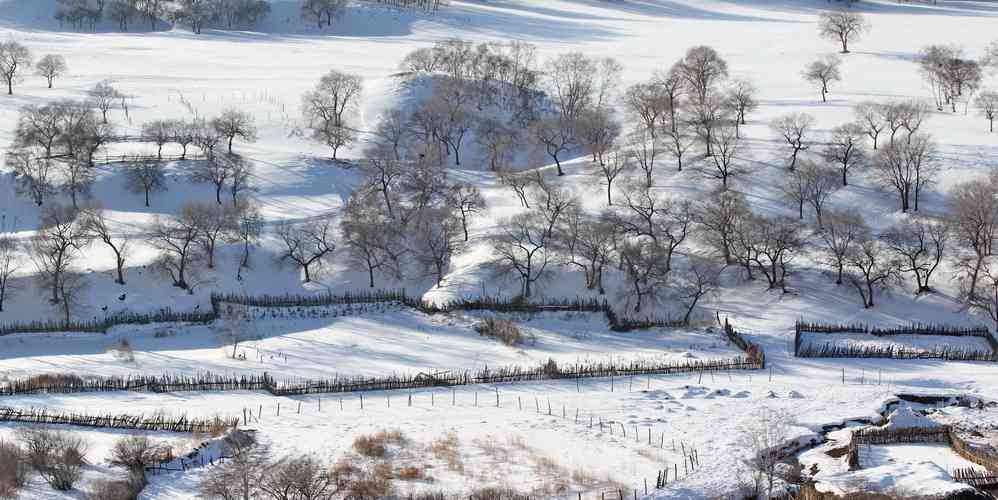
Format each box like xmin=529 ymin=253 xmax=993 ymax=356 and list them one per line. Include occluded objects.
xmin=303 ymin=264 xmax=312 ymax=283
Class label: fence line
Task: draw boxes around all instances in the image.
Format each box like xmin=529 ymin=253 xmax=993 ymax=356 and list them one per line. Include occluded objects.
xmin=794 ymin=319 xmax=997 ymax=362
xmin=0 ymin=406 xmax=236 ymax=434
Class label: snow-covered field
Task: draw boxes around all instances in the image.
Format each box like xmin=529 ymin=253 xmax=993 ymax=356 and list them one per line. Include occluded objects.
xmin=2 ymin=0 xmax=998 ymax=498
xmin=0 ymin=307 xmax=740 ymax=379
xmin=798 ymin=331 xmax=995 ymax=357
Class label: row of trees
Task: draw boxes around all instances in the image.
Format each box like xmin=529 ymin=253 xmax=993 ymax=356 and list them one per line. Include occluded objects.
xmin=55 ymin=0 xmax=271 ymax=32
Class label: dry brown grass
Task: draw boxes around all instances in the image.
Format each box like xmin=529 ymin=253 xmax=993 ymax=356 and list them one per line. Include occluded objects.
xmin=396 ymin=464 xmax=433 ymax=482
xmin=475 ymin=318 xmax=524 ymax=346
xmin=429 ymin=433 xmax=464 ymax=473
xmin=353 ymin=429 xmax=407 ymax=458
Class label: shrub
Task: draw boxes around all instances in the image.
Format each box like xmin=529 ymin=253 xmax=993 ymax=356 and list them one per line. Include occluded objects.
xmin=396 ymin=465 xmax=432 ymax=481
xmin=83 ymin=478 xmax=141 ymax=500
xmin=109 ymin=338 xmax=135 ymax=362
xmin=429 ymin=433 xmax=463 ymax=473
xmin=474 ymin=318 xmax=523 ymax=346
xmin=110 ymin=435 xmax=166 ymax=488
xmin=0 ymin=440 xmax=28 ymax=500
xmin=352 ymin=430 xmax=406 ymax=458
xmin=17 ymin=428 xmax=88 ymax=491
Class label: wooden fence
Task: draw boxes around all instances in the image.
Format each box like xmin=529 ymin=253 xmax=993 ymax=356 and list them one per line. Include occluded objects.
xmin=794 ymin=319 xmax=997 ymax=362
xmin=0 ymin=356 xmax=762 ymax=399
xmin=952 ymin=468 xmax=998 ymax=490
xmin=0 ymin=406 xmax=236 ymax=433
xmin=0 ymin=309 xmax=216 ymax=337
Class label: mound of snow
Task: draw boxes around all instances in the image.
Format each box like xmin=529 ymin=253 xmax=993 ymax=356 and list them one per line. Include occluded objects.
xmin=884 ymin=405 xmax=940 ymax=430
xmin=817 ymin=462 xmax=971 ymax=497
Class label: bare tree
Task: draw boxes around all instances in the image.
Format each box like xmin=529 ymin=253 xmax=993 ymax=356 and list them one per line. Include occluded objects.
xmin=371 ymin=109 xmax=405 ymax=161
xmin=845 ymin=234 xmax=897 ymax=308
xmin=0 ymin=237 xmax=21 ymax=313
xmin=125 ymin=156 xmax=167 ymax=207
xmin=652 ymin=65 xmax=686 ymax=133
xmin=872 ymin=133 xmax=936 ymax=212
xmin=59 ymin=158 xmax=95 ymax=209
xmin=751 ymin=215 xmax=803 ymax=292
xmin=628 ymin=125 xmax=662 ymax=188
xmin=191 ymin=153 xmax=234 ymax=205
xmin=360 ymin=145 xmax=405 ymax=218
xmin=212 ymin=109 xmax=257 ymax=153
xmin=446 ymin=183 xmax=484 ymax=241
xmin=227 ymin=154 xmax=253 ymax=206
xmin=151 ymin=205 xmax=203 ymax=289
xmin=818 ymin=11 xmax=868 ymax=53
xmin=674 ymin=258 xmax=721 ymax=325
xmin=802 ymin=55 xmax=842 ymax=103
xmin=854 ymin=101 xmax=886 ymax=150
xmin=770 ymin=112 xmax=814 ymax=171
xmin=574 ymin=106 xmax=620 ymax=166
xmin=804 ymin=163 xmax=840 ymax=226
xmin=193 ymin=120 xmax=223 ymax=161
xmin=617 ymin=238 xmax=668 ymax=313
xmin=414 ymin=207 xmax=465 ymax=287
xmin=695 ymin=187 xmax=748 ymax=265
xmin=0 ymin=41 xmax=32 ymax=95
xmin=301 ymin=70 xmax=362 ymax=159
xmin=171 ymin=120 xmax=198 ymax=159
xmin=818 ymin=209 xmax=867 ymax=285
xmin=555 ymin=208 xmax=616 ymax=294
xmin=476 ymin=117 xmax=515 ymax=171
xmin=275 ymin=217 xmax=335 ymax=283
xmin=676 ymin=45 xmax=729 ymax=105
xmin=14 ymin=103 xmax=65 ymax=158
xmin=232 ymin=200 xmax=263 ymax=279
xmin=82 ymin=205 xmax=129 ymax=285
xmin=341 ymin=192 xmax=404 ymax=288
xmin=87 ymin=80 xmax=121 ymax=124
xmin=190 ymin=203 xmax=236 ymax=269
xmin=544 ymin=52 xmax=596 ymax=122
xmin=34 ymin=54 xmax=66 ymax=89
xmin=703 ymin=124 xmax=741 ymax=189
xmin=32 ymin=204 xmax=89 ymax=305
xmin=7 ymin=150 xmax=56 ymax=206
xmin=199 ymin=431 xmax=269 ymax=500
xmin=949 ymin=175 xmax=998 ymax=300
xmin=109 ymin=435 xmax=166 ymax=490
xmin=17 ymin=428 xmax=88 ymax=491
xmin=529 ymin=116 xmax=575 ymax=176
xmin=881 ymin=216 xmax=948 ymax=294
xmin=498 ymin=169 xmax=535 ymax=208
xmin=142 ymin=120 xmax=174 ymax=159
xmin=736 ymin=408 xmax=791 ymax=500
xmin=969 ymin=259 xmax=998 ymax=332
xmin=664 ymin=115 xmax=694 ymax=172
xmin=976 ymin=90 xmax=998 ymax=132
xmin=614 ymin=183 xmax=693 ymax=274
xmin=598 ymin=148 xmax=629 ymax=206
xmin=260 ymin=454 xmax=342 ymax=500
xmin=823 ymin=122 xmax=866 ymax=186
xmin=492 ymin=212 xmax=551 ymax=298
xmin=724 ymin=79 xmax=758 ymax=137
xmin=623 ymin=80 xmax=669 ymax=143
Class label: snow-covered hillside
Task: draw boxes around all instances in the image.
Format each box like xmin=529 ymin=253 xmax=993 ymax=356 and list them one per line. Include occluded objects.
xmin=1 ymin=0 xmax=998 ymax=498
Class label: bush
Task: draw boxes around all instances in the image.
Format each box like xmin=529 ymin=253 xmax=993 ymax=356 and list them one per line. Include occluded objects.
xmin=0 ymin=440 xmax=28 ymax=499
xmin=352 ymin=430 xmax=406 ymax=458
xmin=110 ymin=435 xmax=166 ymax=488
xmin=17 ymin=427 xmax=88 ymax=491
xmin=83 ymin=478 xmax=141 ymax=500
xmin=474 ymin=318 xmax=523 ymax=346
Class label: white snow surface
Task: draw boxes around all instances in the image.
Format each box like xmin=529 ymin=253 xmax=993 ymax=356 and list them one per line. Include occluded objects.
xmin=1 ymin=0 xmax=998 ymax=498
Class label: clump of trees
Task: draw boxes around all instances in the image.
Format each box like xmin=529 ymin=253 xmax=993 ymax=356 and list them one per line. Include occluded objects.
xmin=55 ymin=0 xmax=272 ymax=33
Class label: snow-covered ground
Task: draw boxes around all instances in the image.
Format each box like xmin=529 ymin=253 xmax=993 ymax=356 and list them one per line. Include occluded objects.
xmin=2 ymin=0 xmax=998 ymax=498
xmin=0 ymin=307 xmax=740 ymax=379
xmin=798 ymin=331 xmax=995 ymax=357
